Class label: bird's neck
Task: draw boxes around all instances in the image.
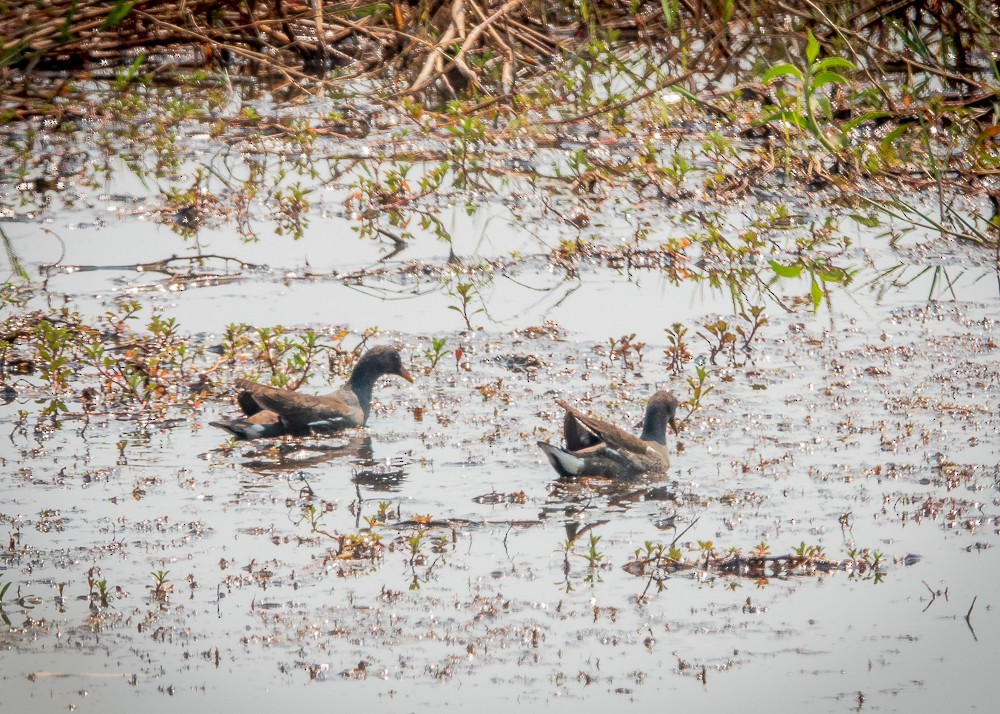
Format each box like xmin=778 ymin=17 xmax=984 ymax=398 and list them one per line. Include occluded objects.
xmin=641 ymin=418 xmax=666 ymax=445
xmin=349 ymin=372 xmax=375 ymax=420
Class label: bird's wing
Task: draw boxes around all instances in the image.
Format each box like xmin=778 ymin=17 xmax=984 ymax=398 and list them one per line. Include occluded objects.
xmin=235 ymin=379 xmax=360 ymax=432
xmin=562 ymin=408 xmax=601 ymax=451
xmin=556 ymin=399 xmax=650 ymax=455
xmin=237 ymin=390 xmax=264 ymax=416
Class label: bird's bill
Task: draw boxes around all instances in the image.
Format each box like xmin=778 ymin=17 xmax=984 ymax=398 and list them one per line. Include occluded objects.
xmin=669 ymin=417 xmax=679 ymax=435
xmin=398 ymin=364 xmax=415 ymax=383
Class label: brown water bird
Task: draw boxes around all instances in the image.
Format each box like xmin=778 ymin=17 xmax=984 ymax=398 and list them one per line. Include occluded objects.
xmin=537 ymin=390 xmax=679 ymax=479
xmin=211 ymin=345 xmax=414 ymax=439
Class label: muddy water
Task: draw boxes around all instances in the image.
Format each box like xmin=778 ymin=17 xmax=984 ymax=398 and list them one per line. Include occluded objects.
xmin=2 ymin=103 xmax=999 ymax=712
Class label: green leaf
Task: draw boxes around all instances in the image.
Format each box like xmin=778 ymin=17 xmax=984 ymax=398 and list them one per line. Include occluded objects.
xmin=117 ymin=54 xmax=145 ymax=87
xmin=1 ymin=226 xmax=29 ymax=281
xmin=100 ymin=0 xmax=138 ymax=30
xmin=810 ymin=275 xmax=823 ymax=311
xmin=818 ymin=267 xmax=849 ymax=283
xmin=812 ymin=95 xmax=834 ymax=121
xmin=811 ymin=70 xmax=849 ymax=89
xmin=840 ymin=110 xmax=894 ymax=134
xmin=350 ymin=3 xmax=394 ymax=19
xmin=0 ymin=40 xmax=30 ymax=69
xmin=671 ymin=85 xmax=699 ymax=103
xmin=762 ymin=63 xmax=804 ymax=84
xmin=768 ymin=260 xmax=803 ymax=279
xmin=849 ymin=213 xmax=882 ymax=228
xmin=904 ymin=19 xmax=932 ymax=61
xmin=776 ymin=108 xmax=808 ymax=129
xmin=758 ymin=110 xmax=784 ymax=124
xmin=805 ymin=29 xmax=820 ymax=65
xmin=59 ymin=0 xmax=78 ymax=42
xmin=813 ymin=57 xmax=856 ymax=73
xmin=879 ymin=122 xmax=915 ymax=155
xmin=660 ymin=0 xmax=676 ymax=27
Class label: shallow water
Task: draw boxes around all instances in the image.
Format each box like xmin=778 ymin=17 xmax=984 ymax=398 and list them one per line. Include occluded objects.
xmin=2 ymin=92 xmax=999 ymax=712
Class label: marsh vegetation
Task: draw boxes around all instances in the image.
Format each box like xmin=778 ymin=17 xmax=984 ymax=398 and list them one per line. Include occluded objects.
xmin=1 ymin=1 xmax=999 ymax=711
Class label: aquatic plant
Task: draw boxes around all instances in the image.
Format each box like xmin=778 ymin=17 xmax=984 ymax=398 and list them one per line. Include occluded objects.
xmin=761 ymin=30 xmax=858 ymax=156
xmin=149 ymin=570 xmax=172 ymax=601
xmin=87 ymin=569 xmax=115 ymax=610
xmin=664 ymin=323 xmax=692 ymax=375
xmin=580 ymin=533 xmax=604 ymax=569
xmin=271 ymin=182 xmax=312 ymax=240
xmin=556 ymin=522 xmax=610 ymax=592
xmin=624 ymin=539 xmax=888 ymax=590
xmin=662 ymin=153 xmax=696 ymax=194
xmin=446 ymin=113 xmax=487 ymax=191
xmin=334 ymin=533 xmax=384 ymax=561
xmin=448 ymin=281 xmax=483 ymax=331
xmin=298 ymin=504 xmax=332 ymax=538
xmin=791 ymin=541 xmax=824 ymax=561
xmin=694 ymin=306 xmax=768 ymax=366
xmin=694 ymin=539 xmax=717 ymax=566
xmin=406 ymin=527 xmax=427 ymax=566
xmin=768 ymin=258 xmax=854 ymax=313
xmin=430 ymin=533 xmax=450 ymax=554
xmin=376 ymin=501 xmax=394 ymax=523
xmin=246 ymin=327 xmax=325 ymax=389
xmin=348 ymin=161 xmax=451 ymax=247
xmin=607 ymin=333 xmax=644 ymax=371
xmin=3 ymin=0 xmax=996 ymax=109
xmin=422 ymin=337 xmax=449 ymax=372
xmin=34 ymin=319 xmax=72 ymax=394
xmin=298 ymin=503 xmax=385 ymax=565
xmin=699 ymin=319 xmax=737 ymax=366
xmin=736 ymin=306 xmax=768 ymax=352
xmin=680 ymin=364 xmax=713 ymax=425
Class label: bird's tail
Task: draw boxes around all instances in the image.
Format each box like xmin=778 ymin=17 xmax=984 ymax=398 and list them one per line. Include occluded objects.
xmin=537 ymin=441 xmax=585 ymax=478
